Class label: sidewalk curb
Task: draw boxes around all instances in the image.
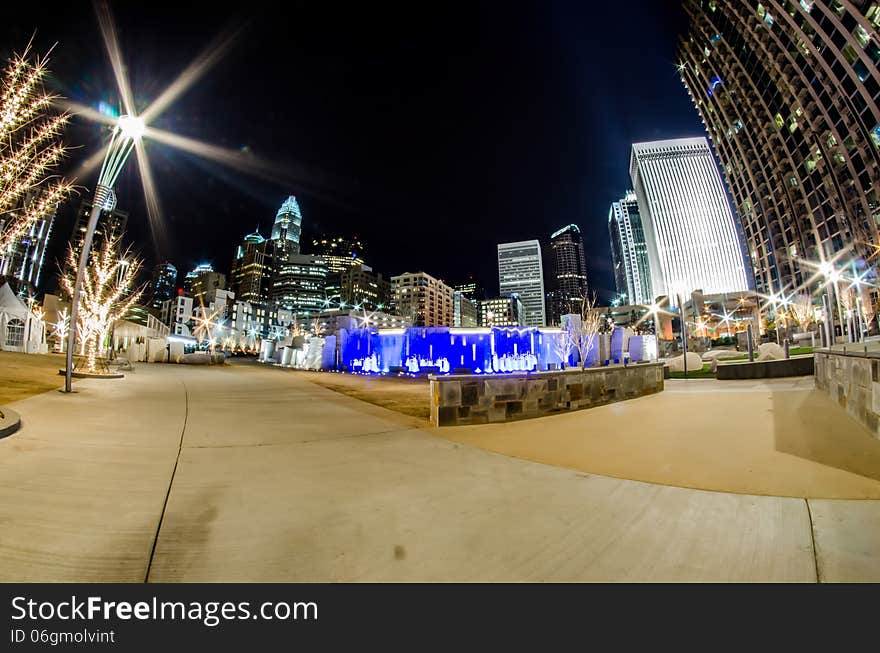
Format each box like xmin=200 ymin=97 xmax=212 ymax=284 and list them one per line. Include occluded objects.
xmin=0 ymin=405 xmax=22 ymax=439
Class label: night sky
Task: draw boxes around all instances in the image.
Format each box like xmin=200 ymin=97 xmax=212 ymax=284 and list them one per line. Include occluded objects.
xmin=3 ymin=0 xmax=704 ymax=300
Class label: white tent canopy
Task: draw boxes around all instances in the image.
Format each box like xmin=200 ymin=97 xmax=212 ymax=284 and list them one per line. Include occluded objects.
xmin=0 ymin=282 xmax=47 ymax=353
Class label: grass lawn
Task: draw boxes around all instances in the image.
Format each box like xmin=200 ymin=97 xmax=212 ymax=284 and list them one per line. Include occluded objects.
xmin=667 ymin=346 xmax=816 ymax=380
xmin=669 ymin=363 xmax=716 ymax=379
xmin=290 ymin=370 xmax=430 ymax=420
xmin=0 ymin=351 xmax=75 ymax=404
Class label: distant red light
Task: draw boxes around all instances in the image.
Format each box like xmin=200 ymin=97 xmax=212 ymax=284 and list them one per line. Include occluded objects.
xmin=177 ymin=287 xmax=183 ymax=295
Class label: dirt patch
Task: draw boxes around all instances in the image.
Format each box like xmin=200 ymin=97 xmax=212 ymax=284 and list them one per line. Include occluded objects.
xmin=0 ymin=351 xmax=76 ymax=405
xmin=290 ymin=370 xmax=431 ymax=420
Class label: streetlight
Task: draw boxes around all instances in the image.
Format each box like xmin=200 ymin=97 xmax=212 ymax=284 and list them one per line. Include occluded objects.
xmin=819 ymin=260 xmax=846 ymax=344
xmin=64 ymin=114 xmax=145 ymax=392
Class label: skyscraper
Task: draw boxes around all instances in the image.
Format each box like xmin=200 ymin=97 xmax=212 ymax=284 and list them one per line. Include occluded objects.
xmin=390 ymin=271 xmax=454 ymax=327
xmin=630 ymin=137 xmax=749 ymax=302
xmin=337 ymin=264 xmax=390 ymax=310
xmin=230 ymin=229 xmax=275 ymax=304
xmin=270 ymin=196 xmax=303 ymax=256
xmin=497 ymin=240 xmax=546 ymax=326
xmin=452 ymin=276 xmax=484 ymax=300
xmin=479 ymin=294 xmax=524 ymax=327
xmin=185 ymin=263 xmax=227 ymax=305
xmin=608 ymin=191 xmax=653 ymax=305
xmin=270 ymin=253 xmax=329 ymax=318
xmin=453 ymin=291 xmax=479 ymax=327
xmin=545 ymin=224 xmax=589 ymax=324
xmin=678 ymin=0 xmax=880 ymax=307
xmin=68 ymin=198 xmax=128 ymax=266
xmin=310 ymin=236 xmax=365 ymax=274
xmin=149 ymin=262 xmax=177 ymax=311
xmin=0 ymin=188 xmax=59 ymax=294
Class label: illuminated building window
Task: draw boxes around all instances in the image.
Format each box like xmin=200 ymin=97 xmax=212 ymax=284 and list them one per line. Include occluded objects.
xmin=854 ymin=25 xmax=871 ymax=49
xmin=869 ymin=4 xmax=880 ymax=29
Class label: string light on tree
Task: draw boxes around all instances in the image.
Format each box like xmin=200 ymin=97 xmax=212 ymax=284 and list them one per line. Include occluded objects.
xmin=0 ymin=42 xmax=73 ymax=254
xmin=60 ymin=233 xmax=143 ymax=373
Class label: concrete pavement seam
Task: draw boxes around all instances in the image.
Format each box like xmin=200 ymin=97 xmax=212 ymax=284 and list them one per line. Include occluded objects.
xmin=805 ymin=498 xmax=822 ymax=583
xmin=181 ymin=427 xmax=416 ymax=449
xmin=144 ymin=372 xmax=189 ymax=583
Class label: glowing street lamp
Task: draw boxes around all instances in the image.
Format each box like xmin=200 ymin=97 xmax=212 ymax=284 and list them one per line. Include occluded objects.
xmin=64 ymin=114 xmax=144 ymax=391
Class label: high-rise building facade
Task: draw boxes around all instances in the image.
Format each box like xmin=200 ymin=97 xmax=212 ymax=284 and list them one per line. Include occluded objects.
xmin=0 ymin=189 xmax=59 ymax=294
xmin=479 ymin=294 xmax=524 ymax=327
xmin=230 ymin=230 xmax=275 ymax=304
xmin=608 ymin=191 xmax=653 ymax=305
xmin=270 ymin=196 xmax=303 ymax=256
xmin=68 ymin=198 xmax=128 ymax=265
xmin=678 ymin=1 xmax=880 ymax=308
xmin=453 ymin=291 xmax=479 ymax=327
xmin=390 ymin=271 xmax=454 ymax=327
xmin=452 ymin=276 xmax=484 ymax=300
xmin=337 ymin=263 xmax=390 ymax=310
xmin=185 ymin=263 xmax=227 ymax=306
xmin=149 ymin=262 xmax=177 ymax=311
xmin=310 ymin=236 xmax=365 ymax=274
xmin=270 ymin=253 xmax=329 ymax=318
xmin=545 ymin=224 xmax=589 ymax=324
xmin=630 ymin=137 xmax=750 ymax=302
xmin=497 ymin=240 xmax=546 ymax=326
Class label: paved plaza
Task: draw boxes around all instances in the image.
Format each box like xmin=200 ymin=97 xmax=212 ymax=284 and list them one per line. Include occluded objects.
xmin=1 ymin=361 xmax=879 ymax=582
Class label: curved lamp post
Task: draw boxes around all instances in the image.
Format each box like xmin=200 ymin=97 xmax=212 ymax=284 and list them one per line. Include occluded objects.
xmin=64 ymin=115 xmax=144 ymax=392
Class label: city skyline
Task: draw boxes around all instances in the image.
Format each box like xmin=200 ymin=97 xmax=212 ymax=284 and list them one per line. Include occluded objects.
xmin=0 ymin=1 xmax=703 ymax=301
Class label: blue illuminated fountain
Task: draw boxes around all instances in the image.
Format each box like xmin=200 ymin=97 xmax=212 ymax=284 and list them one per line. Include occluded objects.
xmin=340 ymin=326 xmax=571 ymax=375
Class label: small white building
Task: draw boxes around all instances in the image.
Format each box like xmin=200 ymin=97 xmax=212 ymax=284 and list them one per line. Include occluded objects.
xmin=0 ymin=282 xmax=47 ymax=353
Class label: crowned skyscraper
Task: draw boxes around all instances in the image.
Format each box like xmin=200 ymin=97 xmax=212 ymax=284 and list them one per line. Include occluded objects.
xmin=270 ymin=196 xmax=302 ymax=256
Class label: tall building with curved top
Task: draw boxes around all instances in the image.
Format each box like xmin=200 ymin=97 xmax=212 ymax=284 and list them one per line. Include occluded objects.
xmin=270 ymin=196 xmax=302 ymax=255
xmin=545 ymin=224 xmax=589 ymax=325
xmin=630 ymin=137 xmax=749 ymax=303
xmin=678 ymin=0 xmax=880 ymax=307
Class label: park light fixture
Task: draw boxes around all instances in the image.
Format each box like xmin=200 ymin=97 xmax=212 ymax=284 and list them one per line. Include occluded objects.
xmin=117 ymin=114 xmax=145 ymax=140
xmin=64 ymin=112 xmax=144 ymax=392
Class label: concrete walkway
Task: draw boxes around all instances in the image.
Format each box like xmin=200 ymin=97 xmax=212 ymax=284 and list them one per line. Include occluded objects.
xmin=1 ymin=363 xmax=878 ymax=582
xmin=441 ymin=376 xmax=880 ymax=499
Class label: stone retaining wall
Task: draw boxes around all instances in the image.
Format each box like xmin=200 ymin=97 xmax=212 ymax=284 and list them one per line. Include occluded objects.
xmin=815 ymin=349 xmax=880 ymax=439
xmin=429 ymin=362 xmax=664 ymax=427
xmin=716 ymin=355 xmax=814 ymax=379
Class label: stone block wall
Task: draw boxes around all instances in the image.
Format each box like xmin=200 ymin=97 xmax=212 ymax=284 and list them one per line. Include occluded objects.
xmin=815 ymin=350 xmax=880 ymax=438
xmin=716 ymin=355 xmax=814 ymax=379
xmin=430 ymin=362 xmax=664 ymax=427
